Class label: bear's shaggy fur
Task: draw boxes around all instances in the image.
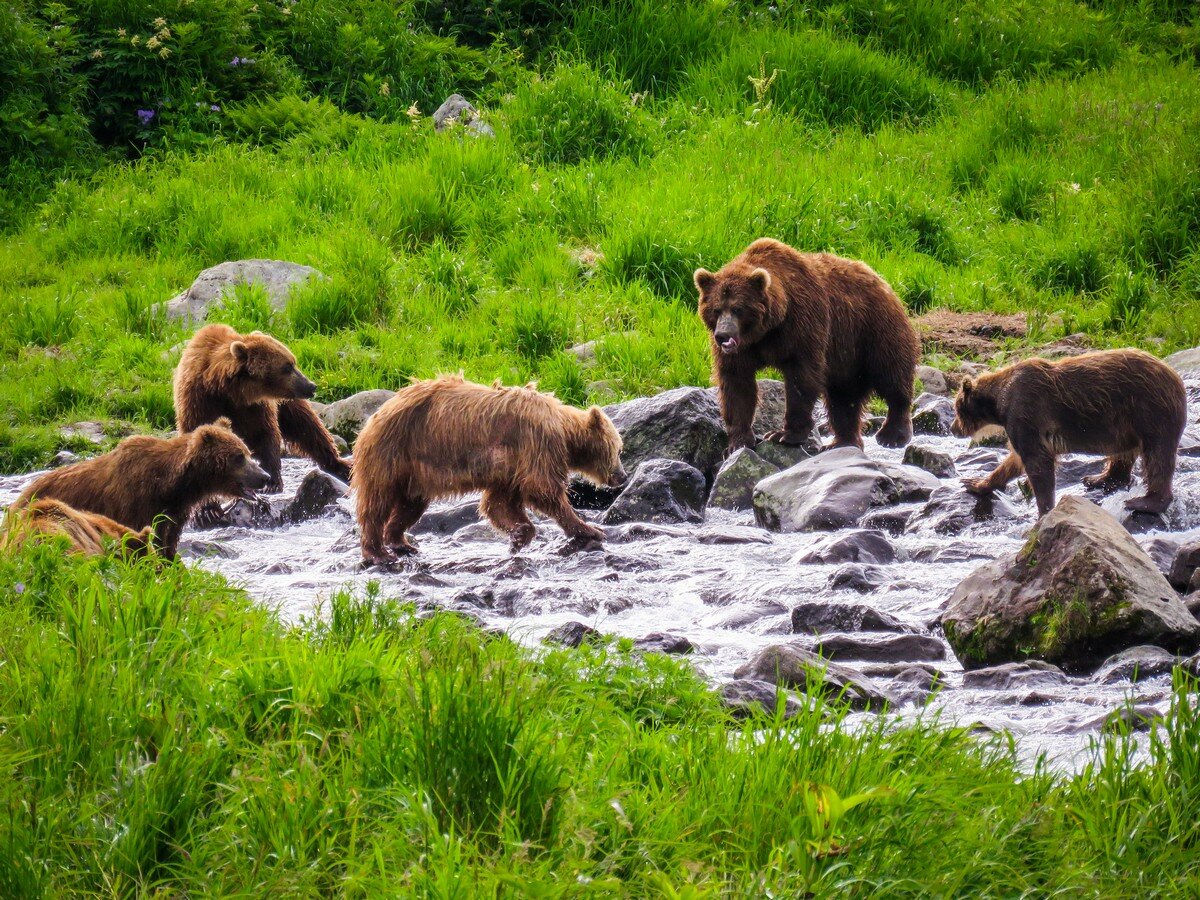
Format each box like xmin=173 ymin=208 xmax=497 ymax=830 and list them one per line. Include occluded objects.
xmin=1 ymin=498 xmax=154 ymax=558
xmin=13 ymin=420 xmax=269 ymax=558
xmin=351 ymin=375 xmax=626 ymax=564
xmin=695 ymin=238 xmax=919 ymax=453
xmin=173 ymin=324 xmax=350 ymax=493
xmin=950 ymin=349 xmax=1187 ymax=516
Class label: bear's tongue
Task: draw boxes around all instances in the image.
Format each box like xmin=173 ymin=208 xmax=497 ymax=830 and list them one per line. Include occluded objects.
xmin=719 ymin=336 xmax=740 ymax=353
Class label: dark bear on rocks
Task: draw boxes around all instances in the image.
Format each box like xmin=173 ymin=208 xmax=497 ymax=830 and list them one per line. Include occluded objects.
xmin=695 ymin=238 xmax=919 ymax=454
xmin=950 ymin=349 xmax=1187 ymax=516
xmin=173 ymin=324 xmax=351 ymax=493
xmin=352 ymin=375 xmax=626 ymax=565
xmin=13 ymin=420 xmax=269 ymax=558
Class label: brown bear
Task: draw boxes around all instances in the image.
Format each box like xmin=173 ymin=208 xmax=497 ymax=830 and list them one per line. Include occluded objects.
xmin=173 ymin=324 xmax=351 ymax=494
xmin=13 ymin=420 xmax=269 ymax=558
xmin=950 ymin=349 xmax=1187 ymax=516
xmin=351 ymin=375 xmax=626 ymax=565
xmin=2 ymin=499 xmax=154 ymax=558
xmin=695 ymin=238 xmax=919 ymax=454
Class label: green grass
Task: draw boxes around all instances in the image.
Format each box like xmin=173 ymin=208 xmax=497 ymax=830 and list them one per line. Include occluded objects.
xmin=1 ymin=544 xmax=1199 ymax=895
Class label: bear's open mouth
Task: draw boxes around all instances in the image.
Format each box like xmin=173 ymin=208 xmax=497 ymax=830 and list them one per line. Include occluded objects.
xmin=236 ymin=484 xmax=260 ymax=502
xmin=718 ymin=336 xmax=740 ymax=354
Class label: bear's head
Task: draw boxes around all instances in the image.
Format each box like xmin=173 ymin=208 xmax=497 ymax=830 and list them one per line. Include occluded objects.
xmin=950 ymin=378 xmax=1002 ymax=438
xmin=229 ymin=331 xmax=318 ymax=402
xmin=569 ymin=406 xmax=627 ymax=489
xmin=185 ymin=418 xmax=271 ymax=501
xmin=694 ymin=264 xmax=781 ymax=356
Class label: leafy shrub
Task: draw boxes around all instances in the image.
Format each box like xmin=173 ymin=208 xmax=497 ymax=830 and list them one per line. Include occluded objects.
xmin=416 ymin=0 xmax=571 ymax=52
xmin=507 ymin=62 xmax=652 ymax=165
xmin=503 ymin=294 xmax=572 ymax=361
xmin=602 ymin=224 xmax=709 ymax=300
xmin=1038 ymin=241 xmax=1106 ymax=294
xmin=226 ymin=95 xmax=363 ymax=147
xmin=1122 ymin=156 xmax=1200 ymax=275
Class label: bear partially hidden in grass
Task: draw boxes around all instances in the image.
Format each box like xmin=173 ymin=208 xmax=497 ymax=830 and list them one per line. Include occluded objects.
xmin=695 ymin=238 xmax=919 ymax=453
xmin=352 ymin=375 xmax=627 ymax=565
xmin=12 ymin=420 xmax=269 ymax=558
xmin=1 ymin=498 xmax=154 ymax=558
xmin=950 ymin=349 xmax=1187 ymax=516
xmin=173 ymin=324 xmax=351 ymax=494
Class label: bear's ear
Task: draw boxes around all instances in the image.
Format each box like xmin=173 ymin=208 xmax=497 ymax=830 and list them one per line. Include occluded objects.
xmin=213 ymin=416 xmax=234 ymax=431
xmin=748 ymin=267 xmax=772 ymax=293
xmin=694 ymin=268 xmax=716 ymax=294
xmin=230 ymin=341 xmax=249 ymax=365
xmin=587 ymin=406 xmax=607 ymax=430
xmin=961 ymin=378 xmax=974 ymax=396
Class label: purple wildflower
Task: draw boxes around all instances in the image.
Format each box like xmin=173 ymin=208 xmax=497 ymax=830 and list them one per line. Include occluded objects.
xmin=210 ymin=104 xmax=221 ymax=112
xmin=229 ymin=56 xmax=256 ymax=67
xmin=137 ymin=108 xmax=155 ymax=125
xmin=14 ymin=582 xmax=25 ymax=595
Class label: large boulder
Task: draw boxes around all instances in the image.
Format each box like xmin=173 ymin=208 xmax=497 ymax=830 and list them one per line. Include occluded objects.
xmin=1164 ymin=346 xmax=1200 ymax=375
xmin=279 ymin=470 xmax=349 ymax=524
xmin=911 ymin=393 xmax=956 ymax=435
xmin=813 ymin=633 xmax=947 ymax=663
xmin=704 ymin=379 xmax=789 ymax=437
xmin=707 ymin=448 xmax=778 ymax=511
xmin=318 ymin=389 xmax=394 ymax=442
xmin=752 ymin=447 xmax=940 ymax=532
xmin=162 ymin=259 xmax=325 ymax=322
xmin=604 ymin=387 xmax=726 ymax=476
xmin=790 ymin=600 xmax=916 ymax=634
xmin=1169 ymin=541 xmax=1200 ymax=593
xmin=941 ymin=497 xmax=1200 ymax=672
xmin=602 ymin=458 xmax=706 ymax=525
xmin=432 ymin=94 xmax=495 ymax=137
xmin=902 ymin=444 xmax=956 ymax=478
xmin=733 ymin=643 xmax=896 ymax=711
xmin=792 ymin=529 xmax=895 ymax=565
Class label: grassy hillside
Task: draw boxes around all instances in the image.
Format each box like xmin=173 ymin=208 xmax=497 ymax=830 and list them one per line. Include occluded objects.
xmin=0 ymin=0 xmax=1198 ymax=471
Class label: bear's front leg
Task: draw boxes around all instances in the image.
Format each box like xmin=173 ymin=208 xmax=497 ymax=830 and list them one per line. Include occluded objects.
xmin=764 ymin=366 xmax=819 ymax=450
xmin=530 ymin=489 xmax=605 ymax=548
xmin=964 ymin=451 xmax=1025 ymax=496
xmin=717 ymin=366 xmax=759 ymax=454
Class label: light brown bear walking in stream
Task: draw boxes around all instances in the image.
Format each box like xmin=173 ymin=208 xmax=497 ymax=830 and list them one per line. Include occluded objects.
xmin=351 ymin=375 xmax=627 ymax=565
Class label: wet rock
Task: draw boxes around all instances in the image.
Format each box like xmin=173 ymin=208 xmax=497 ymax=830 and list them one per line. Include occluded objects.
xmin=412 ymin=499 xmax=481 ymax=537
xmin=1137 ymin=536 xmax=1181 ymax=579
xmin=1056 ymin=456 xmax=1106 ymax=488
xmin=568 ymin=476 xmax=621 ymax=511
xmin=753 ymin=440 xmax=817 ymax=470
xmin=59 ymin=421 xmax=105 ymax=444
xmin=720 ymin=679 xmax=805 ymax=720
xmin=1169 ymin=540 xmax=1200 ymax=593
xmin=752 ymin=447 xmax=940 ymax=533
xmin=177 ymin=538 xmax=236 ymax=559
xmin=942 ymin=497 xmax=1200 ymax=672
xmin=432 ymin=94 xmax=494 ymax=137
xmin=1187 ymin=593 xmax=1200 ymax=623
xmin=604 ymin=387 xmax=726 ymax=477
xmin=280 ymin=470 xmax=348 ymax=524
xmin=1105 ymin=501 xmax=1170 ymax=535
xmin=813 ymin=633 xmax=946 ymax=663
xmin=161 ymin=259 xmax=326 ymax=321
xmin=859 ymin=503 xmax=920 ymax=535
xmin=1179 ymin=428 xmax=1200 ymax=458
xmin=1091 ymin=646 xmax=1181 ymax=684
xmin=903 ymin=444 xmax=956 ymax=478
xmin=861 ymin=663 xmax=944 ymax=704
xmin=1098 ymin=705 xmax=1164 ymax=733
xmin=828 ymin=564 xmax=887 ymax=594
xmin=915 ymin=365 xmax=950 ymax=395
xmin=633 ymin=633 xmax=694 ymax=654
xmin=49 ymin=450 xmax=79 ymax=468
xmin=330 ymin=527 xmax=359 ymax=554
xmin=954 ymin=447 xmax=1006 ymax=473
xmin=695 ymin=526 xmax=773 ymax=545
xmin=707 ymin=448 xmax=779 ymax=511
xmin=905 ymin=485 xmax=1021 ymax=535
xmin=961 ymin=661 xmax=1072 ymax=690
xmin=704 ymin=379 xmax=789 ymax=438
xmin=911 ymin=393 xmax=955 ymax=435
xmin=543 ymin=621 xmax=603 ymax=648
xmin=733 ymin=643 xmax=896 ymax=711
xmin=318 ymin=389 xmax=394 ymax=442
xmin=792 ymin=529 xmax=895 ymax=565
xmin=1165 ymin=346 xmax=1200 ymax=375
xmin=912 ymin=541 xmax=986 ymax=563
xmin=790 ymin=601 xmax=916 ymax=634
xmin=603 ymin=458 xmax=706 ymax=525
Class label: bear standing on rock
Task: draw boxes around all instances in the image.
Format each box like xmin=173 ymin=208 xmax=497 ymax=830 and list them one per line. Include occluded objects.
xmin=173 ymin=324 xmax=351 ymax=493
xmin=695 ymin=238 xmax=919 ymax=454
xmin=951 ymin=349 xmax=1186 ymax=516
xmin=352 ymin=375 xmax=627 ymax=565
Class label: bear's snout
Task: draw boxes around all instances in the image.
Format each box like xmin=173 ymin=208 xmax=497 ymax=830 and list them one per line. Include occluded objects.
xmin=950 ymin=418 xmax=967 ymax=438
xmin=607 ymin=465 xmax=628 ymax=490
xmin=713 ymin=312 xmax=741 ymax=354
xmin=237 ymin=459 xmax=271 ymax=499
xmin=291 ymin=372 xmax=318 ymax=399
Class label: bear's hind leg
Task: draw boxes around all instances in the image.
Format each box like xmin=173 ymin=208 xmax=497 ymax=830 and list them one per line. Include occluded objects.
xmin=480 ymin=488 xmax=537 ymax=551
xmin=873 ymin=382 xmax=914 ymax=449
xmin=383 ymin=497 xmax=428 ymax=555
xmin=1083 ymin=451 xmax=1136 ymax=493
xmin=1126 ymin=440 xmax=1177 ymax=514
xmin=824 ymin=390 xmax=866 ymax=450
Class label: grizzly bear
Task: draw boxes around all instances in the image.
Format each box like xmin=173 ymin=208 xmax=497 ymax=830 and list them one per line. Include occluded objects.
xmin=173 ymin=324 xmax=351 ymax=494
xmin=950 ymin=349 xmax=1186 ymax=516
xmin=1 ymin=498 xmax=154 ymax=559
xmin=13 ymin=420 xmax=269 ymax=558
xmin=695 ymin=238 xmax=919 ymax=454
xmin=351 ymin=375 xmax=626 ymax=565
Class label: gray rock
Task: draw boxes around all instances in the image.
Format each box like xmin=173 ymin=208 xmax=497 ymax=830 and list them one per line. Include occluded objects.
xmin=605 ymin=387 xmax=726 ymax=476
xmin=733 ymin=643 xmax=897 ymax=711
xmin=318 ymin=389 xmax=394 ymax=442
xmin=961 ymin=661 xmax=1072 ymax=690
xmin=941 ymin=497 xmax=1200 ymax=672
xmin=915 ymin=365 xmax=949 ymax=395
xmin=752 ymin=440 xmax=817 ymax=470
xmin=1092 ymin=646 xmax=1181 ymax=684
xmin=162 ymin=259 xmax=326 ymax=322
xmin=860 ymin=663 xmax=945 ymax=705
xmin=860 ymin=503 xmax=920 ymax=535
xmin=912 ymin=393 xmax=956 ymax=435
xmin=603 ymin=458 xmax=706 ymax=525
xmin=567 ymin=340 xmax=596 ymax=364
xmin=790 ymin=601 xmax=915 ymax=634
xmin=1139 ymin=536 xmax=1182 ymax=578
xmin=704 ymin=379 xmax=789 ymax=437
xmin=720 ymin=679 xmax=805 ymax=720
xmin=695 ymin=526 xmax=773 ymax=545
xmin=905 ymin=485 xmax=1021 ymax=535
xmin=411 ymin=499 xmax=481 ymax=536
xmin=59 ymin=421 xmax=105 ymax=445
xmin=1164 ymin=347 xmax=1200 ymax=375
xmin=792 ymin=529 xmax=895 ymax=565
xmin=1187 ymin=592 xmax=1200 ymax=623
xmin=828 ymin=564 xmax=888 ymax=594
xmin=543 ymin=621 xmax=603 ymax=648
xmin=432 ymin=94 xmax=494 ymax=137
xmin=707 ymin=448 xmax=779 ymax=511
xmin=1169 ymin=541 xmax=1200 ymax=593
xmin=633 ymin=633 xmax=694 ymax=654
xmin=280 ymin=470 xmax=349 ymax=524
xmin=958 ymin=361 xmax=989 ymax=378
xmin=813 ymin=633 xmax=946 ymax=663
xmin=752 ymin=447 xmax=940 ymax=533
xmin=902 ymin=444 xmax=956 ymax=478
xmin=49 ymin=450 xmax=79 ymax=468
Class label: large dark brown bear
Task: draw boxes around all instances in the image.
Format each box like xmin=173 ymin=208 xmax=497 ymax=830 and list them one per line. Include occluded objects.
xmin=13 ymin=420 xmax=268 ymax=558
xmin=695 ymin=238 xmax=919 ymax=453
xmin=1 ymin=499 xmax=154 ymax=559
xmin=173 ymin=324 xmax=351 ymax=493
xmin=950 ymin=349 xmax=1187 ymax=516
xmin=352 ymin=375 xmax=626 ymax=565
